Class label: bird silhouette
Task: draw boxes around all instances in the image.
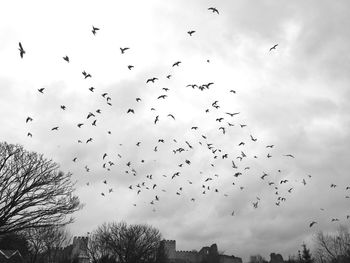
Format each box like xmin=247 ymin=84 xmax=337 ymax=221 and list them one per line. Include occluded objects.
xmin=127 ymin=65 xmax=134 ymax=70
xmin=167 ymin=114 xmax=175 ymax=120
xmin=208 ymin=7 xmax=219 ymax=14
xmin=92 ymin=26 xmax=100 ymax=35
xmin=18 ymin=42 xmax=25 ymax=58
xmin=157 ymin=95 xmax=167 ymax=99
xmin=63 ymin=56 xmax=69 ymax=62
xmin=82 ymin=71 xmax=92 ymax=79
xmin=120 ymin=47 xmax=130 ymax=54
xmin=269 ymin=44 xmax=278 ymax=51
xmin=127 ymin=109 xmax=135 ymax=114
xmin=146 ymin=77 xmax=158 ymax=83
xmin=250 ymin=135 xmax=257 ymax=141
xmin=187 ymin=30 xmax=196 ymax=36
xmin=51 ymin=126 xmax=59 ymax=131
xmin=172 ymin=61 xmax=181 ymax=67
xmin=154 ymin=115 xmax=159 ymax=124
xmin=26 ymin=117 xmax=33 ymax=123
xmin=38 ymin=88 xmax=45 ymax=93
xmin=284 ymin=154 xmax=295 ymax=158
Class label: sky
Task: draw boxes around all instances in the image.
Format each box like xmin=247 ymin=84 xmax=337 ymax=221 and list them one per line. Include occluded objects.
xmin=1 ymin=0 xmax=350 ymax=261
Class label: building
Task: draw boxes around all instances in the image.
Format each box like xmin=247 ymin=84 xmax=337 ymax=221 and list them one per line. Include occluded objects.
xmin=52 ymin=236 xmax=89 ymax=263
xmin=162 ymin=240 xmax=242 ymax=263
xmin=0 ymin=249 xmax=23 ymax=263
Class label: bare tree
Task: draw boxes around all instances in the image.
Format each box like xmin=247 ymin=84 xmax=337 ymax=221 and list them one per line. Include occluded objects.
xmin=24 ymin=225 xmax=71 ymax=263
xmin=0 ymin=142 xmax=82 ymax=235
xmin=314 ymin=225 xmax=350 ymax=263
xmin=91 ymin=221 xmax=162 ymax=263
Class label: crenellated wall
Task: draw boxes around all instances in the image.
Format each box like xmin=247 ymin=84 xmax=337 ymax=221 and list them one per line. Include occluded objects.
xmin=162 ymin=239 xmax=242 ymax=263
xmin=175 ymin=250 xmax=200 ymax=262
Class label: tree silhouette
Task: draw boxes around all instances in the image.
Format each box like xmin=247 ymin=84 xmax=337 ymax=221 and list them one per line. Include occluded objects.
xmin=24 ymin=225 xmax=71 ymax=263
xmin=0 ymin=142 xmax=82 ymax=235
xmin=90 ymin=221 xmax=162 ymax=263
xmin=301 ymin=243 xmax=313 ymax=263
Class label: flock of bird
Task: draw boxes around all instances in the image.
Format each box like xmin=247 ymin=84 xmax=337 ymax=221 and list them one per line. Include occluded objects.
xmin=18 ymin=6 xmax=349 ymax=228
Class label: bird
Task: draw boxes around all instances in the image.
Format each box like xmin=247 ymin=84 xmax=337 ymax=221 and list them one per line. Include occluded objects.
xmin=187 ymin=30 xmax=196 ymax=36
xmin=86 ymin=138 xmax=93 ymax=143
xmin=18 ymin=42 xmax=25 ymax=58
xmin=127 ymin=65 xmax=134 ymax=70
xmin=63 ymin=56 xmax=69 ymax=63
xmin=73 ymin=157 xmax=77 ymax=162
xmin=269 ymin=44 xmax=278 ymax=51
xmin=27 ymin=132 xmax=32 ymax=137
xmin=87 ymin=112 xmax=95 ymax=119
xmin=60 ymin=105 xmax=66 ymax=110
xmin=172 ymin=61 xmax=181 ymax=67
xmin=226 ymin=112 xmax=240 ymax=117
xmin=38 ymin=88 xmax=45 ymax=93
xmin=266 ymin=145 xmax=274 ymax=148
xmin=26 ymin=117 xmax=33 ymax=123
xmin=89 ymin=87 xmax=95 ymax=92
xmin=157 ymin=95 xmax=167 ymax=99
xmin=208 ymin=7 xmax=219 ymax=14
xmin=250 ymin=135 xmax=257 ymax=142
xmin=166 ymin=75 xmax=172 ymax=79
xmin=92 ymin=26 xmax=100 ymax=35
xmin=219 ymin=127 xmax=225 ymax=134
xmin=167 ymin=114 xmax=175 ymax=120
xmin=261 ymin=173 xmax=268 ymax=180
xmin=127 ymin=109 xmax=135 ymax=114
xmin=284 ymin=154 xmax=295 ymax=158
xmin=82 ymin=71 xmax=92 ymax=79
xmin=120 ymin=47 xmax=130 ymax=54
xmin=230 ymin=90 xmax=236 ymax=94
xmin=154 ymin=115 xmax=159 ymax=124
xmin=146 ymin=77 xmax=158 ymax=83
xmin=77 ymin=123 xmax=84 ymax=128
xmin=51 ymin=126 xmax=59 ymax=131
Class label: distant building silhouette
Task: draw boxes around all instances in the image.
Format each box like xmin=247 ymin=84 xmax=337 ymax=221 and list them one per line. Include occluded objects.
xmin=51 ymin=236 xmax=89 ymax=263
xmin=269 ymin=253 xmax=284 ymax=263
xmin=0 ymin=249 xmax=23 ymax=263
xmin=162 ymin=240 xmax=242 ymax=263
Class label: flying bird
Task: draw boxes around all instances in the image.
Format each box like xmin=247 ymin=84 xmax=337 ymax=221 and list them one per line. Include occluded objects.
xmin=63 ymin=56 xmax=69 ymax=62
xmin=167 ymin=114 xmax=175 ymax=120
xmin=92 ymin=26 xmax=100 ymax=35
xmin=208 ymin=7 xmax=219 ymax=14
xmin=146 ymin=77 xmax=158 ymax=83
xmin=18 ymin=42 xmax=25 ymax=58
xmin=157 ymin=95 xmax=167 ymax=99
xmin=154 ymin=115 xmax=159 ymax=124
xmin=127 ymin=109 xmax=135 ymax=114
xmin=187 ymin=30 xmax=196 ymax=36
xmin=172 ymin=61 xmax=181 ymax=67
xmin=120 ymin=47 xmax=130 ymax=54
xmin=82 ymin=71 xmax=92 ymax=79
xmin=284 ymin=154 xmax=295 ymax=158
xmin=38 ymin=88 xmax=45 ymax=93
xmin=269 ymin=44 xmax=278 ymax=51
xmin=128 ymin=65 xmax=134 ymax=70
xmin=26 ymin=117 xmax=33 ymax=123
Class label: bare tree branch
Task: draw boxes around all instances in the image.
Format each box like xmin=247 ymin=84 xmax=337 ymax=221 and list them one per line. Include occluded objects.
xmin=0 ymin=142 xmax=83 ymax=235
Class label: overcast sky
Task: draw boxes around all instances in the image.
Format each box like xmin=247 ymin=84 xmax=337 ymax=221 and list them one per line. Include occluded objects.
xmin=1 ymin=0 xmax=350 ymax=261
